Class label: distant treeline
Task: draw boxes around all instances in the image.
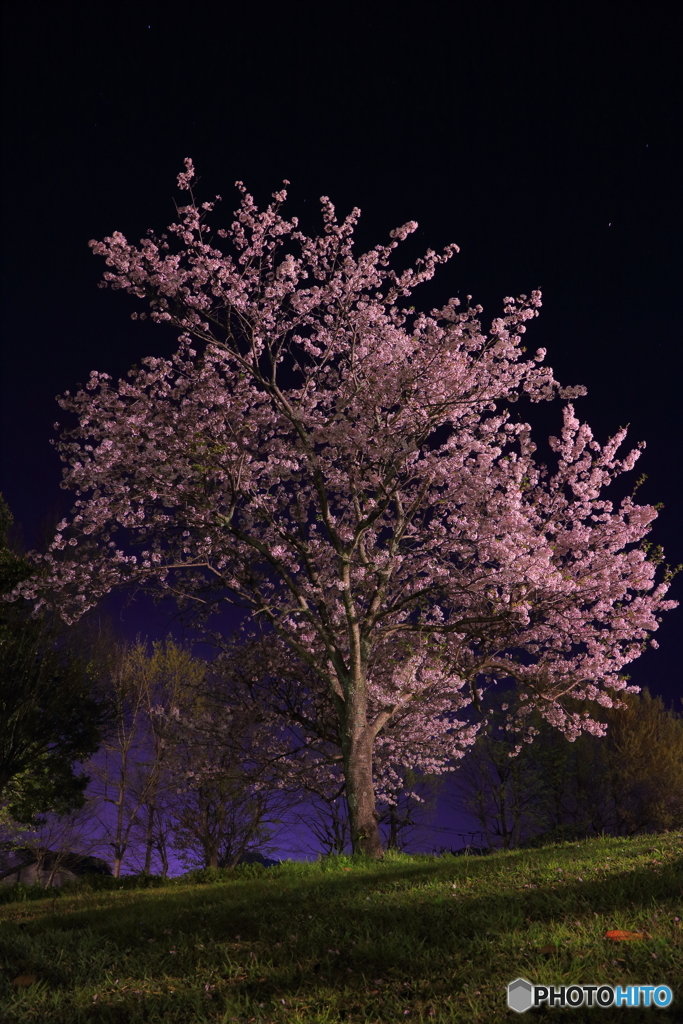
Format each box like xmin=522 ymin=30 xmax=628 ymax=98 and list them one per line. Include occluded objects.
xmin=452 ymin=688 xmax=683 ymax=850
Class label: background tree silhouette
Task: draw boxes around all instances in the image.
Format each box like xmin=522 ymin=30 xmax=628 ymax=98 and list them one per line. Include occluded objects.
xmin=0 ymin=496 xmax=109 ymax=824
xmin=453 ymin=688 xmax=683 ymax=847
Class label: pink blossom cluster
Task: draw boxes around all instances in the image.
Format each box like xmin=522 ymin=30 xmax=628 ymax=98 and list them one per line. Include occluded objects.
xmin=17 ymin=161 xmax=676 ymax=799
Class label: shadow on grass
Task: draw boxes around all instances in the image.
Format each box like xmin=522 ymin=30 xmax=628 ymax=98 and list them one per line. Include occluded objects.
xmin=1 ymin=850 xmax=681 ymax=1022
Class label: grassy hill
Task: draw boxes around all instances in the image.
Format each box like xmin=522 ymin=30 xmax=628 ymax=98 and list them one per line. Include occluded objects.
xmin=0 ymin=831 xmax=681 ymax=1022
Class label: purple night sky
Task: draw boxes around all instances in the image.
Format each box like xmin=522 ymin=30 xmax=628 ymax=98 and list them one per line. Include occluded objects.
xmin=1 ymin=5 xmax=681 ymax=861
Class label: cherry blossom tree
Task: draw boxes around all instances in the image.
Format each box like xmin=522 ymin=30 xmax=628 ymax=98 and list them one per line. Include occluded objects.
xmin=21 ymin=160 xmax=676 ymax=856
xmin=207 ymin=632 xmax=469 ymax=850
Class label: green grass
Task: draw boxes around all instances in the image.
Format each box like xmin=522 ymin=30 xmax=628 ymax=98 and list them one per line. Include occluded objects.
xmin=0 ymin=832 xmax=681 ymax=1023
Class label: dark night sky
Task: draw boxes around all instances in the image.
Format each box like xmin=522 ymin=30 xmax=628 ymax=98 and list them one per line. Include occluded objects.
xmin=2 ymin=2 xmax=681 ymax=721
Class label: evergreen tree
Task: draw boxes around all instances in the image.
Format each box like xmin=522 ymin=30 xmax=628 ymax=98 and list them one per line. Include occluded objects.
xmin=0 ymin=496 xmax=108 ymax=822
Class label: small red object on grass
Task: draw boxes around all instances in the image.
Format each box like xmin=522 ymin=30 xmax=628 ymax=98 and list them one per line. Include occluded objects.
xmin=605 ymin=930 xmax=645 ymax=942
xmin=11 ymin=975 xmax=38 ymax=988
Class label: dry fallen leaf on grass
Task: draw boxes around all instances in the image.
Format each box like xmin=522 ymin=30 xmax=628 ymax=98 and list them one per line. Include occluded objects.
xmin=605 ymin=930 xmax=645 ymax=942
xmin=11 ymin=974 xmax=38 ymax=988
xmin=539 ymin=943 xmax=559 ymax=954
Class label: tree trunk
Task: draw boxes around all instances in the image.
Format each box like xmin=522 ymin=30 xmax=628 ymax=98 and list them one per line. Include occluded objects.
xmin=159 ymin=843 xmax=169 ymax=878
xmin=342 ymin=722 xmax=383 ymax=858
xmin=46 ymin=859 xmax=60 ymax=888
xmin=143 ymin=802 xmax=155 ymax=874
xmin=512 ymin=775 xmax=522 ymax=851
xmin=112 ymin=846 xmax=124 ymax=878
xmin=110 ymin=752 xmax=128 ymax=878
xmin=156 ymin=816 xmax=170 ymax=878
xmin=388 ymin=805 xmax=399 ymax=850
xmin=499 ymin=783 xmax=511 ymax=851
xmin=201 ymin=787 xmax=221 ymax=868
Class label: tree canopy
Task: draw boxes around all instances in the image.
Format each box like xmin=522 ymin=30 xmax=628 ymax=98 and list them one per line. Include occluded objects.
xmin=16 ymin=163 xmax=676 ymax=853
